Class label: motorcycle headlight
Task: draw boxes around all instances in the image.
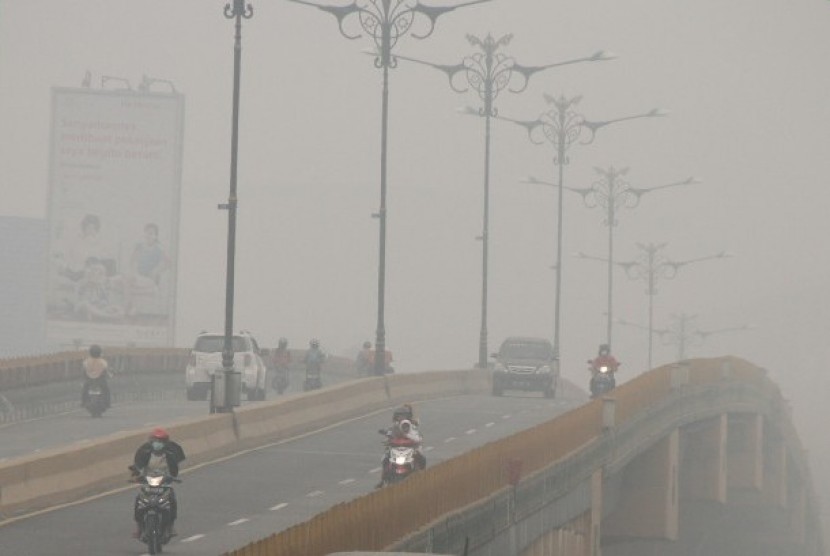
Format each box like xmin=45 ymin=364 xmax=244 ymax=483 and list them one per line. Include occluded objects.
xmin=599 ymin=366 xmax=609 ymax=374
xmin=394 ymin=456 xmax=407 ymax=465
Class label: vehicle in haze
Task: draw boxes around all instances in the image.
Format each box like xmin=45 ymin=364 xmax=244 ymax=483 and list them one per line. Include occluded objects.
xmin=491 ymin=336 xmax=558 ymax=398
xmin=133 ymin=471 xmax=180 ymax=554
xmin=185 ymin=330 xmax=267 ymax=401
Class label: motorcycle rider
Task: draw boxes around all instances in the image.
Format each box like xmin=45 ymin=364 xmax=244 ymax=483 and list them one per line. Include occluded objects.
xmin=129 ymin=428 xmax=186 ymax=538
xmin=304 ymin=339 xmax=326 ymax=385
xmin=376 ymin=406 xmax=426 ymax=487
xmin=355 ymin=341 xmax=373 ymax=376
xmin=271 ymin=337 xmax=291 ymax=391
xmin=81 ymin=344 xmax=111 ymax=410
xmin=588 ymin=344 xmax=620 ymax=395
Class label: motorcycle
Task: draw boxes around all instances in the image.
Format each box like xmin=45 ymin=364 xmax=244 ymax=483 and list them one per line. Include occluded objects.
xmin=83 ymin=379 xmax=108 ymax=417
xmin=303 ymin=364 xmax=322 ymax=392
xmin=271 ymin=367 xmax=289 ymax=394
xmin=133 ymin=470 xmax=180 ymax=555
xmin=377 ymin=422 xmax=423 ymax=487
xmin=589 ymin=363 xmax=616 ymax=398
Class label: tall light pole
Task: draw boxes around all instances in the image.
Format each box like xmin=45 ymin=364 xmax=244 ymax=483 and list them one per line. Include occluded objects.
xmin=583 ymin=243 xmax=729 ymax=369
xmin=219 ymin=0 xmax=253 ymax=410
xmin=502 ymin=96 xmax=664 ymax=363
xmin=400 ymin=35 xmax=613 ymax=368
xmin=289 ymin=0 xmax=489 ymax=376
xmin=531 ymin=167 xmax=699 ymax=348
xmin=618 ymin=313 xmax=751 ymax=362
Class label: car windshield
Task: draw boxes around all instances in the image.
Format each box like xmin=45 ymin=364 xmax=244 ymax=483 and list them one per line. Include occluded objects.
xmin=500 ymin=342 xmax=552 ymax=360
xmin=193 ymin=336 xmax=248 ymax=353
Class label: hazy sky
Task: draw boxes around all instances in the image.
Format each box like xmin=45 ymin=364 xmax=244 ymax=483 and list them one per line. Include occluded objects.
xmin=1 ymin=1 xmax=829 ymax=439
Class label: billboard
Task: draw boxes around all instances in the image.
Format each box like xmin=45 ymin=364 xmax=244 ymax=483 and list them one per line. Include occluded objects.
xmin=46 ymin=88 xmax=184 ymax=347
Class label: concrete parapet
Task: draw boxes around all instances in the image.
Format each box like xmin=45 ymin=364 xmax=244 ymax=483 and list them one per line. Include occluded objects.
xmin=0 ymin=368 xmax=487 ymax=520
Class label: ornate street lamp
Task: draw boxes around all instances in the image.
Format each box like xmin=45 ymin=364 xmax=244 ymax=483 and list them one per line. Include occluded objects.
xmin=289 ymin=0 xmax=489 ymax=376
xmin=531 ymin=167 xmax=698 ymax=349
xmin=218 ymin=0 xmax=253 ymax=412
xmin=618 ymin=313 xmax=751 ymax=362
xmin=582 ymin=243 xmax=729 ymax=369
xmin=400 ymin=34 xmax=612 ymax=368
xmin=503 ymin=96 xmax=664 ymax=363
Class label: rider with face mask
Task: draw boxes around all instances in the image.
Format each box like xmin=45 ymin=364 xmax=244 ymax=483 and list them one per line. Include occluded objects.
xmin=130 ymin=428 xmax=186 ymax=538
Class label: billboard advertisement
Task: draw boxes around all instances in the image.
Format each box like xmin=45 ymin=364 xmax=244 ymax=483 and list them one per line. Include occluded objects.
xmin=46 ymin=88 xmax=184 ymax=347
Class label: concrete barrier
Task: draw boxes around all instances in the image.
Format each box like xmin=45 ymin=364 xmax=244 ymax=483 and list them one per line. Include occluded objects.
xmin=0 ymin=368 xmax=490 ymax=520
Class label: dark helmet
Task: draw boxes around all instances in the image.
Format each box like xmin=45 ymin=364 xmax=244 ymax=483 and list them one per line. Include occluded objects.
xmin=599 ymin=344 xmax=610 ymax=355
xmin=309 ymin=338 xmax=319 ymax=348
xmin=278 ymin=337 xmax=288 ymax=348
xmin=363 ymin=341 xmax=371 ymax=349
xmin=150 ymin=427 xmax=169 ymax=441
xmin=89 ymin=344 xmax=102 ymax=358
xmin=393 ymin=405 xmax=413 ymax=422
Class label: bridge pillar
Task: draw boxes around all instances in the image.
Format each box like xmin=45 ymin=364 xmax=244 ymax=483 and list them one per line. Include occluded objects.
xmin=762 ymin=428 xmax=788 ymax=508
xmin=680 ymin=414 xmax=727 ymax=504
xmin=727 ymin=413 xmax=763 ymax=494
xmin=602 ymin=429 xmax=679 ymax=541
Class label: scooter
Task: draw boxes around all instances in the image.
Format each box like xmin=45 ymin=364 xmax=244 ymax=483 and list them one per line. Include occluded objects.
xmin=133 ymin=470 xmax=180 ymax=555
xmin=303 ymin=364 xmax=323 ymax=391
xmin=271 ymin=367 xmax=289 ymax=394
xmin=377 ymin=422 xmax=423 ymax=487
xmin=589 ymin=364 xmax=616 ymax=398
xmin=83 ymin=379 xmax=109 ymax=417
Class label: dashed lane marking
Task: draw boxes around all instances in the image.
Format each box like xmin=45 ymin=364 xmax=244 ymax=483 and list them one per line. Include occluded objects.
xmin=181 ymin=534 xmax=205 ymax=543
xmin=270 ymin=503 xmax=288 ymax=511
xmin=228 ymin=518 xmax=249 ymax=526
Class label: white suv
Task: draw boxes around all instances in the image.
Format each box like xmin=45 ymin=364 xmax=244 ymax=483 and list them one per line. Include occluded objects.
xmin=185 ymin=331 xmax=268 ymax=401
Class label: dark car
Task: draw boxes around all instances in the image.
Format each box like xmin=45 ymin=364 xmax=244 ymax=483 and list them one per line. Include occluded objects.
xmin=491 ymin=336 xmax=558 ymax=398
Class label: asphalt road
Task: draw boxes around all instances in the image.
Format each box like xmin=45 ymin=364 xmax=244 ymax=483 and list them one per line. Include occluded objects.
xmin=0 ymin=368 xmax=352 ymax=462
xmin=0 ymin=389 xmax=585 ymax=556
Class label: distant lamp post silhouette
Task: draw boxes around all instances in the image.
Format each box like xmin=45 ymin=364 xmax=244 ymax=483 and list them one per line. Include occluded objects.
xmin=290 ymin=0 xmax=489 ymax=376
xmin=504 ymin=96 xmax=665 ymax=363
xmin=217 ymin=0 xmax=253 ymax=413
xmin=583 ymin=243 xmax=729 ymax=370
xmin=618 ymin=313 xmax=751 ymax=362
xmin=401 ymin=34 xmax=613 ymax=368
xmin=528 ymin=166 xmax=698 ymax=349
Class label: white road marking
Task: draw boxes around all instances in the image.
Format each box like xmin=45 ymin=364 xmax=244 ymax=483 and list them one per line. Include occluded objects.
xmin=423 ymin=446 xmax=434 ymax=452
xmin=370 ymin=467 xmax=382 ymax=474
xmin=270 ymin=503 xmax=288 ymax=511
xmin=485 ymin=422 xmax=495 ymax=427
xmin=181 ymin=534 xmax=205 ymax=542
xmin=502 ymin=414 xmax=511 ymax=419
xmin=339 ymin=478 xmax=355 ymax=485
xmin=465 ymin=429 xmax=476 ymax=435
xmin=228 ymin=518 xmax=249 ymax=526
xmin=444 ymin=437 xmax=456 ymax=443
xmin=307 ymin=490 xmax=324 ymax=497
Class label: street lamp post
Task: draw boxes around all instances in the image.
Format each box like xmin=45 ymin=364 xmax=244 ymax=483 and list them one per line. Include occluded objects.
xmin=503 ymin=96 xmax=664 ymax=363
xmin=290 ymin=0 xmax=489 ymax=376
xmin=218 ymin=0 xmax=253 ymax=412
xmin=401 ymin=35 xmax=612 ymax=368
xmin=589 ymin=243 xmax=729 ymax=369
xmin=618 ymin=313 xmax=751 ymax=362
xmin=532 ymin=167 xmax=698 ymax=348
